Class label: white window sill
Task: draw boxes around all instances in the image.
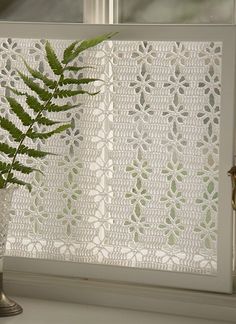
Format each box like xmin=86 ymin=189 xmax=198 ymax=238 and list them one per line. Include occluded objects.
xmin=4 ymin=270 xmax=236 ymax=323
xmin=1 ymin=296 xmax=232 ymax=324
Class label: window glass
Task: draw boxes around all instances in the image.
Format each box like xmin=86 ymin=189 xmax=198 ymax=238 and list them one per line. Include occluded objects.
xmin=118 ymin=0 xmax=234 ymax=24
xmin=3 ymin=37 xmax=222 ymax=277
xmin=0 ymin=0 xmax=83 ymax=23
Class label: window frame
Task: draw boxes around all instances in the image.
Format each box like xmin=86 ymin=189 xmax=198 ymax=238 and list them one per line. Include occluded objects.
xmin=1 ymin=22 xmax=235 ymax=294
xmin=83 ymin=0 xmax=119 ymax=24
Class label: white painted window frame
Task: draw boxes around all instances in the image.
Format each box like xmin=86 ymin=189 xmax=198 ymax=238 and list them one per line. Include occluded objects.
xmin=83 ymin=0 xmax=119 ymax=24
xmin=0 ymin=22 xmax=235 ymax=294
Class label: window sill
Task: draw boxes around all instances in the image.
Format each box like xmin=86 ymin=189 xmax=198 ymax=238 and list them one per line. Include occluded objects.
xmin=4 ymin=270 xmax=236 ymax=323
xmin=1 ymin=296 xmax=230 ymax=324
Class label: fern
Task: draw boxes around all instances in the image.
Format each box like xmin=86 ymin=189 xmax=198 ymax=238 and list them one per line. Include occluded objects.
xmin=5 ymin=87 xmax=26 ymax=96
xmin=7 ymin=174 xmax=32 ymax=191
xmin=64 ymin=66 xmax=94 ymax=72
xmin=64 ymin=33 xmax=117 ymax=63
xmin=0 ymin=117 xmax=23 ymax=141
xmin=0 ymin=143 xmax=16 ymax=157
xmin=26 ymin=95 xmax=43 ymax=112
xmin=44 ymin=103 xmax=80 ymax=112
xmin=23 ymin=60 xmax=57 ymax=89
xmin=0 ymin=174 xmax=4 ymax=188
xmin=53 ymin=89 xmax=99 ymax=99
xmin=18 ymin=145 xmax=53 ymax=158
xmin=27 ymin=124 xmax=71 ymax=140
xmin=6 ymin=97 xmax=33 ymax=126
xmin=36 ymin=116 xmax=60 ymax=126
xmin=17 ymin=71 xmax=52 ymax=101
xmin=45 ymin=41 xmax=63 ymax=75
xmin=62 ymin=41 xmax=79 ymax=65
xmin=59 ymin=78 xmax=99 ymax=86
xmin=0 ymin=161 xmax=11 ymax=174
xmin=12 ymin=161 xmax=43 ymax=175
xmin=0 ymin=33 xmax=115 ymax=190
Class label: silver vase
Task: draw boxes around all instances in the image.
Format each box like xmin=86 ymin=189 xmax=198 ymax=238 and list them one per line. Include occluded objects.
xmin=0 ymin=187 xmax=23 ymax=316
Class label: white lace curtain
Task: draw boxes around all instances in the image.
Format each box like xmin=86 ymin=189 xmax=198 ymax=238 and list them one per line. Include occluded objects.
xmin=0 ymin=38 xmax=221 ymax=275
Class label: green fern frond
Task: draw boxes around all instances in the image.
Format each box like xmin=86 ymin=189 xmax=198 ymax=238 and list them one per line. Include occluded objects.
xmin=23 ymin=61 xmax=57 ymax=89
xmin=0 ymin=161 xmax=10 ymax=174
xmin=18 ymin=145 xmax=54 ymax=158
xmin=17 ymin=70 xmax=52 ymax=101
xmin=64 ymin=66 xmax=94 ymax=72
xmin=77 ymin=32 xmax=116 ymax=53
xmin=0 ymin=174 xmax=5 ymax=188
xmin=7 ymin=174 xmax=32 ymax=191
xmin=0 ymin=117 xmax=23 ymax=142
xmin=67 ymin=33 xmax=117 ymax=62
xmin=44 ymin=103 xmax=80 ymax=112
xmin=26 ymin=95 xmax=43 ymax=113
xmin=6 ymin=97 xmax=33 ymax=126
xmin=62 ymin=41 xmax=79 ymax=64
xmin=0 ymin=143 xmax=16 ymax=157
xmin=45 ymin=41 xmax=63 ymax=75
xmin=0 ymin=161 xmax=38 ymax=175
xmin=36 ymin=116 xmax=60 ymax=126
xmin=27 ymin=124 xmax=71 ymax=140
xmin=6 ymin=86 xmax=26 ymax=96
xmin=0 ymin=161 xmax=42 ymax=176
xmin=12 ymin=161 xmax=43 ymax=175
xmin=54 ymin=89 xmax=99 ymax=99
xmin=59 ymin=78 xmax=99 ymax=86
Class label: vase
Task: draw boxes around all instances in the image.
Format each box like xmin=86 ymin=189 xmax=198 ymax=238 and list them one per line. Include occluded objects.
xmin=0 ymin=187 xmax=23 ymax=316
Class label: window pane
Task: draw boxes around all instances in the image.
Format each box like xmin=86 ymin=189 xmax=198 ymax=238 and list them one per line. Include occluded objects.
xmin=119 ymin=0 xmax=234 ymax=24
xmin=0 ymin=0 xmax=83 ymax=23
xmin=2 ymin=37 xmax=224 ymax=276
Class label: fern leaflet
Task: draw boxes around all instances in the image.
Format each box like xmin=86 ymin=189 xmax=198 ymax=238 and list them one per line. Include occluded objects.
xmin=54 ymin=89 xmax=99 ymax=98
xmin=0 ymin=143 xmax=16 ymax=157
xmin=59 ymin=78 xmax=99 ymax=86
xmin=0 ymin=117 xmax=23 ymax=141
xmin=17 ymin=70 xmax=52 ymax=101
xmin=27 ymin=124 xmax=71 ymax=140
xmin=62 ymin=41 xmax=79 ymax=64
xmin=36 ymin=116 xmax=60 ymax=126
xmin=6 ymin=97 xmax=33 ymax=126
xmin=23 ymin=61 xmax=57 ymax=89
xmin=18 ymin=145 xmax=54 ymax=158
xmin=45 ymin=41 xmax=63 ymax=75
xmin=26 ymin=95 xmax=43 ymax=113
